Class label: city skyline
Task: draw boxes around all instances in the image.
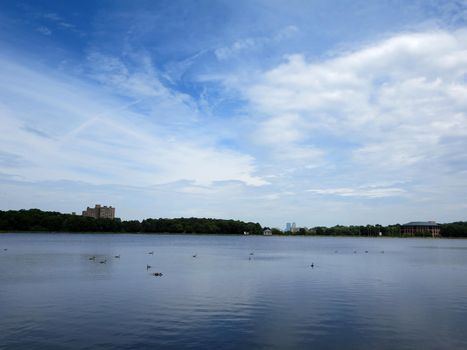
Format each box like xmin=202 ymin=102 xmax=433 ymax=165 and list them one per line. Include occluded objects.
xmin=1 ymin=1 xmax=467 ymax=227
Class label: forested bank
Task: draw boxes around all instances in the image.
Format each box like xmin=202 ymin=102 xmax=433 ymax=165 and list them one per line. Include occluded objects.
xmin=1 ymin=209 xmax=467 ymax=237
xmin=285 ymin=223 xmax=467 ymax=238
xmin=0 ymin=209 xmax=263 ymax=235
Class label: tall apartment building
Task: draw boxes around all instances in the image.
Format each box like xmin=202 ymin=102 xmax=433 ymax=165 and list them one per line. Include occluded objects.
xmin=82 ymin=204 xmax=115 ymax=219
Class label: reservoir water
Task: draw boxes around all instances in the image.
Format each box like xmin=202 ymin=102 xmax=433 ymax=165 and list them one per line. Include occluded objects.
xmin=1 ymin=233 xmax=467 ymax=349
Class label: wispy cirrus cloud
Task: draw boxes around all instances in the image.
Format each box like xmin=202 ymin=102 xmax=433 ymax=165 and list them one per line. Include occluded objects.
xmin=307 ymin=187 xmax=406 ymax=198
xmin=0 ymin=57 xmax=266 ymax=188
xmin=41 ymin=12 xmax=78 ymax=32
xmin=36 ymin=26 xmax=51 ymax=36
xmin=215 ymin=25 xmax=299 ymax=60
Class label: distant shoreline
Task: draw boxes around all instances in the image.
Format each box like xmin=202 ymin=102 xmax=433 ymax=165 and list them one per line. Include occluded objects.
xmin=2 ymin=231 xmax=466 ymax=239
xmin=2 ymin=209 xmax=467 ymax=237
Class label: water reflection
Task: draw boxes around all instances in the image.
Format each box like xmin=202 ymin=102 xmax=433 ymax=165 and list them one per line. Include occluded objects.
xmin=1 ymin=234 xmax=467 ymax=349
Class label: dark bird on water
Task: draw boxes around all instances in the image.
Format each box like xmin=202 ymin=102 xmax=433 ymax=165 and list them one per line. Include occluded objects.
xmin=249 ymin=252 xmax=254 ymax=256
xmin=152 ymin=272 xmax=163 ymax=277
xmin=89 ymin=256 xmax=96 ymax=261
xmin=148 ymin=251 xmax=154 ymax=255
xmin=100 ymin=259 xmax=107 ymax=264
xmin=3 ymin=248 xmax=7 ymax=251
xmin=310 ymin=263 xmax=314 ymax=268
xmin=193 ymin=254 xmax=197 ymax=258
xmin=365 ymin=251 xmax=368 ymax=253
xmin=114 ymin=255 xmax=120 ymax=258
xmin=147 ymin=265 xmax=152 ymax=270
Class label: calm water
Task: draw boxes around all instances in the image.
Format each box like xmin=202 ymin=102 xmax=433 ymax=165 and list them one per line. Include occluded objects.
xmin=1 ymin=234 xmax=467 ymax=350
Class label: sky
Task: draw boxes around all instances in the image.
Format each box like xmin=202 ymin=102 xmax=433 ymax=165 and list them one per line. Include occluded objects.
xmin=1 ymin=0 xmax=467 ymax=227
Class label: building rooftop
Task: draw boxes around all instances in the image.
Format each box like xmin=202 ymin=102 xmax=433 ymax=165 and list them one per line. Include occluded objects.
xmin=402 ymin=221 xmax=439 ymax=226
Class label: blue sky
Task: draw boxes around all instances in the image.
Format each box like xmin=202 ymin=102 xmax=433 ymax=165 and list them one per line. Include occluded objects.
xmin=1 ymin=0 xmax=467 ymax=227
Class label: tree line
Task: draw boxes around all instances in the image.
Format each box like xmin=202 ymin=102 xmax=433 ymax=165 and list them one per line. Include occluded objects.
xmin=266 ymin=225 xmax=400 ymax=237
xmin=0 ymin=209 xmax=263 ymax=235
xmin=284 ymin=225 xmax=401 ymax=237
xmin=1 ymin=209 xmax=467 ymax=237
xmin=278 ymin=223 xmax=467 ymax=237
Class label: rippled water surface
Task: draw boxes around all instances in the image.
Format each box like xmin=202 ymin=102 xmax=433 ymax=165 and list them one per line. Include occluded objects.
xmin=1 ymin=233 xmax=467 ymax=349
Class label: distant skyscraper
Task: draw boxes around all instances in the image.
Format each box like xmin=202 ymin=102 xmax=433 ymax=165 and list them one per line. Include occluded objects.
xmin=291 ymin=222 xmax=297 ymax=233
xmin=286 ymin=222 xmax=292 ymax=232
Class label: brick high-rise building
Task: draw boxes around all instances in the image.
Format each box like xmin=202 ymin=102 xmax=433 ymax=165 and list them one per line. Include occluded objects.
xmin=82 ymin=204 xmax=115 ymax=219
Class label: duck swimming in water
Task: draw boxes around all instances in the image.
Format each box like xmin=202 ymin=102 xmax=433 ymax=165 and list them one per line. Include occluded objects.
xmin=114 ymin=254 xmax=120 ymax=258
xmin=148 ymin=251 xmax=154 ymax=255
xmin=152 ymin=272 xmax=163 ymax=277
xmin=89 ymin=256 xmax=96 ymax=261
xmin=146 ymin=265 xmax=152 ymax=270
xmin=99 ymin=259 xmax=107 ymax=264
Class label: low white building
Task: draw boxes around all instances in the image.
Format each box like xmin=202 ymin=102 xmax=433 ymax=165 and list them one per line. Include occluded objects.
xmin=263 ymin=228 xmax=272 ymax=235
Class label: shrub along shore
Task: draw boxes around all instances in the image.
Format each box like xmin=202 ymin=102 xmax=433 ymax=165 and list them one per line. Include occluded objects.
xmin=1 ymin=209 xmax=467 ymax=237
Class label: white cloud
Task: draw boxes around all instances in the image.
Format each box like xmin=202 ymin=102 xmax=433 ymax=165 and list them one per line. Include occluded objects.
xmin=84 ymin=52 xmax=206 ymax=130
xmin=41 ymin=12 xmax=78 ymax=32
xmin=307 ymin=187 xmax=406 ymax=198
xmin=0 ymin=57 xmax=266 ymax=188
xmin=42 ymin=12 xmax=62 ymax=21
xmin=215 ymin=25 xmax=299 ymax=60
xmin=257 ymin=114 xmax=305 ymax=144
xmin=86 ymin=53 xmax=169 ymax=98
xmin=243 ymin=29 xmax=467 ymax=177
xmin=36 ymin=26 xmax=51 ymax=36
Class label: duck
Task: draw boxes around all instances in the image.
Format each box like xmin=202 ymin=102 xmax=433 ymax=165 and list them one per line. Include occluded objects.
xmin=146 ymin=265 xmax=152 ymax=270
xmin=89 ymin=256 xmax=96 ymax=261
xmin=152 ymin=272 xmax=163 ymax=277
xmin=310 ymin=263 xmax=314 ymax=268
xmin=114 ymin=254 xmax=120 ymax=258
xmin=99 ymin=259 xmax=107 ymax=264
xmin=148 ymin=251 xmax=154 ymax=255
xmin=365 ymin=250 xmax=369 ymax=253
xmin=192 ymin=254 xmax=197 ymax=258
